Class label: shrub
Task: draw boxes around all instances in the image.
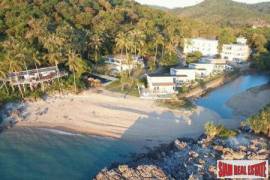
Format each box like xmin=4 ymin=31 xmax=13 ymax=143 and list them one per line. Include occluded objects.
xmin=219 ymin=128 xmax=237 ymax=138
xmin=204 ymin=122 xmax=237 ymax=139
xmin=186 ymin=51 xmax=203 ymax=64
xmin=178 ymin=86 xmax=189 ymax=94
xmin=204 ymin=122 xmax=223 ymax=139
xmin=157 ymin=98 xmax=195 ymax=110
xmin=244 ymin=105 xmax=270 ymax=137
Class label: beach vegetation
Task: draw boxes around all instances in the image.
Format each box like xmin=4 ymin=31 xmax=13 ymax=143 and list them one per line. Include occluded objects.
xmin=157 ymin=98 xmax=195 ymax=110
xmin=204 ymin=122 xmax=237 ymax=139
xmin=244 ymin=104 xmax=270 ymax=137
xmin=0 ymin=0 xmax=269 ymax=100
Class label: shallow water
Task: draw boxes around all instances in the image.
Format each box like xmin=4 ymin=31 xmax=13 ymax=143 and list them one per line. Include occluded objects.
xmin=0 ymin=128 xmax=139 ymax=180
xmin=0 ymin=73 xmax=269 ymax=180
xmin=196 ymin=74 xmax=269 ymax=118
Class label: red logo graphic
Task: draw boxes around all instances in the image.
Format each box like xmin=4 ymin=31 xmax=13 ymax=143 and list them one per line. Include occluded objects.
xmin=217 ymin=160 xmax=268 ymax=179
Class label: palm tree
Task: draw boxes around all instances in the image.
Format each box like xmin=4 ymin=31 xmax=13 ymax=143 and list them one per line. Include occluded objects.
xmin=5 ymin=53 xmax=24 ymax=97
xmin=116 ymin=32 xmax=126 ymax=57
xmin=124 ymin=36 xmax=133 ymax=76
xmin=43 ymin=36 xmax=64 ymax=91
xmin=119 ymin=71 xmax=130 ymax=91
xmin=32 ymin=52 xmax=45 ymax=91
xmin=0 ymin=63 xmax=9 ymax=94
xmin=90 ymin=34 xmax=102 ymax=67
xmin=66 ymin=50 xmax=86 ymax=93
xmin=129 ymin=30 xmax=146 ymax=57
xmin=154 ymin=34 xmax=164 ymax=66
xmin=42 ymin=34 xmax=65 ymax=92
xmin=115 ymin=32 xmax=127 ymax=69
xmin=44 ymin=52 xmax=63 ymax=92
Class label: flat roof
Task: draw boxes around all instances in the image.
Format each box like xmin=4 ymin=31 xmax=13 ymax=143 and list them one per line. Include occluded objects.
xmin=147 ymin=74 xmax=171 ymax=77
xmin=176 ymin=75 xmax=188 ymax=77
xmin=152 ymin=82 xmax=175 ymax=86
xmin=171 ymin=68 xmax=194 ymax=70
xmin=190 ymin=63 xmax=213 ymax=65
xmin=223 ymin=43 xmax=249 ymax=47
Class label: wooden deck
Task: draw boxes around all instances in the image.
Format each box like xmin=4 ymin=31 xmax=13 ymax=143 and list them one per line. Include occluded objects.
xmin=1 ymin=66 xmax=68 ymax=86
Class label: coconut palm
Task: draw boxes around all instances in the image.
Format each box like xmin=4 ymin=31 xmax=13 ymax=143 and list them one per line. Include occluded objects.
xmin=0 ymin=63 xmax=9 ymax=94
xmin=154 ymin=34 xmax=164 ymax=66
xmin=90 ymin=34 xmax=103 ymax=67
xmin=66 ymin=50 xmax=86 ymax=93
xmin=116 ymin=32 xmax=126 ymax=57
xmin=32 ymin=52 xmax=46 ymax=91
xmin=5 ymin=53 xmax=24 ymax=97
xmin=42 ymin=35 xmax=65 ymax=92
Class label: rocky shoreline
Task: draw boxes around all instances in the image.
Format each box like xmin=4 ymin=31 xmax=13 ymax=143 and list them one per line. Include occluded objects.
xmin=0 ymin=102 xmax=27 ymax=132
xmin=95 ymin=128 xmax=270 ymax=179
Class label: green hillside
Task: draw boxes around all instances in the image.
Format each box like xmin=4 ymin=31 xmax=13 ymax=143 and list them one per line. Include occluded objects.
xmin=171 ymin=0 xmax=270 ymax=26
xmin=0 ymin=0 xmax=185 ymax=101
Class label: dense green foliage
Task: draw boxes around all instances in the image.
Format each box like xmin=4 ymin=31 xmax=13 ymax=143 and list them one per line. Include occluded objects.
xmin=245 ymin=105 xmax=270 ymax=137
xmin=0 ymin=0 xmax=185 ymax=69
xmin=0 ymin=0 xmax=187 ymax=100
xmin=171 ymin=0 xmax=270 ymax=27
xmin=0 ymin=0 xmax=270 ymax=101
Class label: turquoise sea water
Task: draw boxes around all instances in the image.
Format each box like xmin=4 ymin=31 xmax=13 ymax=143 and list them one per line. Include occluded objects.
xmin=0 ymin=128 xmax=139 ymax=180
xmin=0 ymin=73 xmax=269 ymax=180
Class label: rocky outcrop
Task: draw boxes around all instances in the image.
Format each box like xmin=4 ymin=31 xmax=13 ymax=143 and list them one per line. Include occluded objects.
xmin=95 ymin=129 xmax=270 ymax=179
xmin=96 ymin=165 xmax=167 ymax=180
xmin=0 ymin=102 xmax=27 ymax=131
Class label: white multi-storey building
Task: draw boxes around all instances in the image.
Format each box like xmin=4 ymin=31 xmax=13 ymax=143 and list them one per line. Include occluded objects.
xmin=199 ymin=58 xmax=233 ymax=72
xmin=105 ymin=55 xmax=143 ymax=74
xmin=221 ymin=37 xmax=251 ymax=62
xmin=184 ymin=38 xmax=219 ymax=57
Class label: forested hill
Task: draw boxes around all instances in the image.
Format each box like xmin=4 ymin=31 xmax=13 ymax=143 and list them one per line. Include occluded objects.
xmin=0 ymin=0 xmax=184 ymax=74
xmin=0 ymin=0 xmax=269 ymax=103
xmin=171 ymin=0 xmax=270 ymax=26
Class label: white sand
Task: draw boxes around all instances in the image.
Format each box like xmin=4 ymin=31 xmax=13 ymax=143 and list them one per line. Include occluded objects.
xmin=17 ymin=90 xmax=222 ymax=145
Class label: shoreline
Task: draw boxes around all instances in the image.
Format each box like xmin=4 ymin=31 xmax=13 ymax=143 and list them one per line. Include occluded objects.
xmin=95 ymin=128 xmax=270 ymax=179
xmin=1 ymin=89 xmax=222 ymax=145
xmin=1 ymin=72 xmax=269 ymax=143
xmin=226 ymin=83 xmax=270 ymax=117
xmin=181 ymin=71 xmax=240 ymax=99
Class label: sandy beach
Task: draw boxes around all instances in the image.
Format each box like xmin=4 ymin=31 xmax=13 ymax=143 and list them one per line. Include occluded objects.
xmin=226 ymin=84 xmax=270 ymax=117
xmin=10 ymin=90 xmax=223 ymax=145
xmin=2 ymin=76 xmax=269 ymax=146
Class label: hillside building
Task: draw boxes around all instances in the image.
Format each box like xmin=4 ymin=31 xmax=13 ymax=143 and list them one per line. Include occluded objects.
xmin=183 ymin=38 xmax=218 ymax=57
xmin=221 ymin=37 xmax=251 ymax=62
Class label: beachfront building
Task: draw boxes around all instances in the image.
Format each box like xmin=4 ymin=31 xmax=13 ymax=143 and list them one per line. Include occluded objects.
xmin=221 ymin=37 xmax=251 ymax=63
xmin=199 ymin=58 xmax=233 ymax=72
xmin=170 ymin=68 xmax=196 ymax=85
xmin=146 ymin=75 xmax=176 ymax=95
xmin=183 ymin=38 xmax=219 ymax=57
xmin=105 ymin=55 xmax=144 ymax=74
xmin=6 ymin=66 xmax=67 ymax=86
xmin=189 ymin=63 xmax=215 ymax=78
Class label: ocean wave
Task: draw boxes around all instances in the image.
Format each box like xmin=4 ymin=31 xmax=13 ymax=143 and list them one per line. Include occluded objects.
xmin=39 ymin=128 xmax=83 ymax=136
